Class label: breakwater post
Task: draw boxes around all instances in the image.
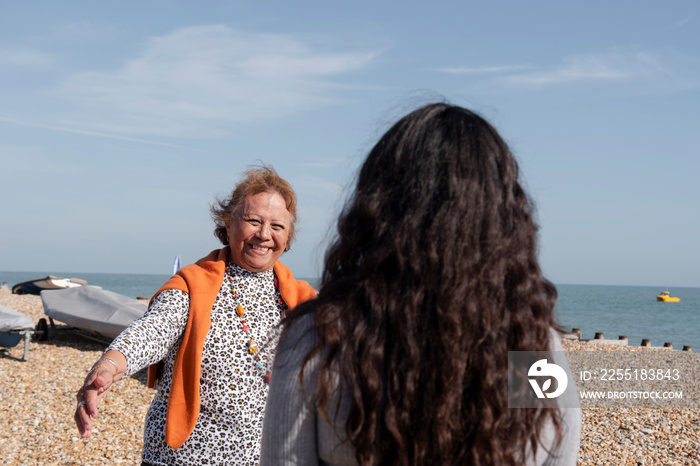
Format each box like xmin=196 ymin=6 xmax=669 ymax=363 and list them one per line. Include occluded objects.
xmin=568 ymin=329 xmax=692 ymax=351
xmin=581 ymin=331 xmax=629 ymax=346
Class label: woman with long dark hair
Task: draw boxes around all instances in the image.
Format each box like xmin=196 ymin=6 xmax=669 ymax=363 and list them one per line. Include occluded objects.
xmin=260 ymin=103 xmax=581 ymax=465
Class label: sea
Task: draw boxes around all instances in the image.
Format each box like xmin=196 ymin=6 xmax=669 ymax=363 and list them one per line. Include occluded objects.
xmin=554 ymin=284 xmax=700 ymax=351
xmin=0 ymin=271 xmax=321 ymax=299
xmin=2 ymin=271 xmax=698 ymax=351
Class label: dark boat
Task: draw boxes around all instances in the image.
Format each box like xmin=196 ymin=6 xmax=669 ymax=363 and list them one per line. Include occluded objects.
xmin=12 ymin=276 xmax=87 ymax=295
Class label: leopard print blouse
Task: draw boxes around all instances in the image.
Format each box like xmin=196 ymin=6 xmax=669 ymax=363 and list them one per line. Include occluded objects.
xmin=107 ymin=262 xmax=289 ymax=465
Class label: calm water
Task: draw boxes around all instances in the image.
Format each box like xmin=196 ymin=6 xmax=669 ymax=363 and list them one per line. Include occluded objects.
xmin=0 ymin=271 xmax=321 ymax=300
xmin=555 ymin=284 xmax=700 ymax=351
xmin=2 ymin=271 xmax=697 ymax=350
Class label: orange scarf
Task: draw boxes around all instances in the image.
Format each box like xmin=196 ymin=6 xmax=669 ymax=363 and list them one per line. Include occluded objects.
xmin=146 ymin=247 xmax=317 ymax=449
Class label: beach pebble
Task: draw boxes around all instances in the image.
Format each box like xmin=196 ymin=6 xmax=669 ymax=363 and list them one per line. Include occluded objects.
xmin=0 ymin=290 xmax=151 ymax=465
xmin=1 ymin=289 xmax=699 ymax=465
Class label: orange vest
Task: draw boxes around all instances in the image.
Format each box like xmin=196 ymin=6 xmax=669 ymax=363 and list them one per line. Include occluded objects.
xmin=146 ymin=247 xmax=317 ymax=449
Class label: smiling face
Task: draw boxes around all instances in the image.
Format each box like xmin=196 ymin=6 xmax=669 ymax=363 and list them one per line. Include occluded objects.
xmin=226 ymin=191 xmax=291 ymax=273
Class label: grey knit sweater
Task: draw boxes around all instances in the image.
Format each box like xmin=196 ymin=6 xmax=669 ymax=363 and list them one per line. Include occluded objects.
xmin=261 ymin=314 xmax=581 ymax=465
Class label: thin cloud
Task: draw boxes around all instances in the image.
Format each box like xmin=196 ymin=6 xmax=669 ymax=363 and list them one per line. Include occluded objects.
xmin=435 ymin=64 xmax=533 ymax=75
xmin=670 ymin=17 xmax=692 ymax=29
xmin=0 ymin=116 xmax=181 ymax=147
xmin=0 ymin=47 xmax=54 ymax=67
xmin=300 ymin=157 xmax=350 ymax=169
xmin=495 ymin=50 xmax=666 ymax=88
xmin=54 ymin=25 xmax=381 ymax=139
xmin=295 ymin=174 xmax=344 ymax=197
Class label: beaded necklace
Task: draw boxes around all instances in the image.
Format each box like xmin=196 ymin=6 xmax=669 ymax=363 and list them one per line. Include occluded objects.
xmin=225 ymin=262 xmax=286 ymax=383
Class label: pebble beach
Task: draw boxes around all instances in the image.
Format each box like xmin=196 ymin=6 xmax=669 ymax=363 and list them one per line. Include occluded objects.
xmin=1 ymin=289 xmax=699 ymax=465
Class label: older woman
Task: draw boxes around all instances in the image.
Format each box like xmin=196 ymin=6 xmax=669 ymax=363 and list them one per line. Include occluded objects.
xmin=260 ymin=104 xmax=581 ymax=465
xmin=75 ymin=165 xmax=316 ymax=466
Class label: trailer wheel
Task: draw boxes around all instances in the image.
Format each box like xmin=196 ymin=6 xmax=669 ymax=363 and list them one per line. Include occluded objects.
xmin=35 ymin=318 xmax=49 ymax=341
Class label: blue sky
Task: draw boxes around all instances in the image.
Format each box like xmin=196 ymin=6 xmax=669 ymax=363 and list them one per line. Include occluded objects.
xmin=0 ymin=1 xmax=698 ymax=287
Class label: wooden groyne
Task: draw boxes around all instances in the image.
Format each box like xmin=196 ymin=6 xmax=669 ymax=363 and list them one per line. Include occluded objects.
xmin=565 ymin=328 xmax=692 ymax=351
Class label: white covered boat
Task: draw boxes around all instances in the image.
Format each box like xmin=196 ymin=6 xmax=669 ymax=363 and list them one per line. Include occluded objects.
xmin=0 ymin=305 xmax=37 ymax=361
xmin=40 ymin=285 xmax=147 ymax=340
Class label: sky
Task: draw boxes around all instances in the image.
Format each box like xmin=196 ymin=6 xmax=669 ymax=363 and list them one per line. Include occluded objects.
xmin=0 ymin=1 xmax=698 ymax=287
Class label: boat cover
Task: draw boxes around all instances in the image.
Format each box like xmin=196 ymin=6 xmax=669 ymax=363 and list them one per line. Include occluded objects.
xmin=40 ymin=285 xmax=147 ymax=339
xmin=0 ymin=305 xmax=34 ymax=332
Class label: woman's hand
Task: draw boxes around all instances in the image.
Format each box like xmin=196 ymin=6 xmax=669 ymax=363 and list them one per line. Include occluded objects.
xmin=74 ymin=364 xmax=115 ymax=438
xmin=74 ymin=351 xmax=126 ymax=438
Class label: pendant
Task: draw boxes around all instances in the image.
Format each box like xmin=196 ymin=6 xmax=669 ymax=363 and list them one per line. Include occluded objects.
xmin=248 ymin=338 xmax=258 ymax=353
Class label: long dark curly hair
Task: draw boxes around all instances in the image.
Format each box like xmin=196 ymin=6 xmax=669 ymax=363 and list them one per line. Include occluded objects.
xmin=291 ymin=103 xmax=562 ymax=465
